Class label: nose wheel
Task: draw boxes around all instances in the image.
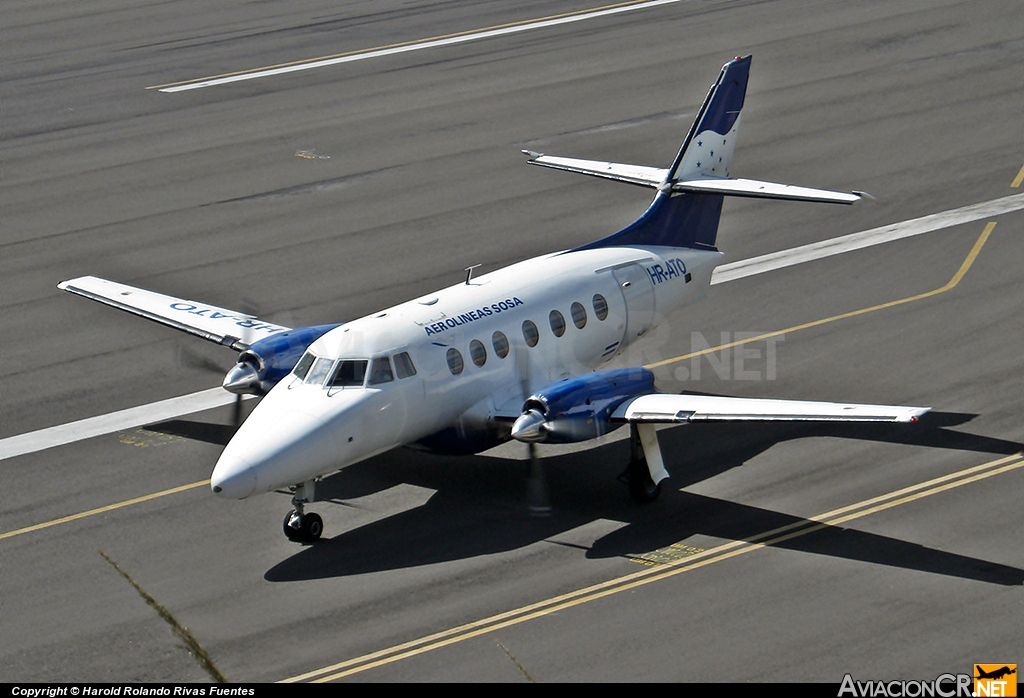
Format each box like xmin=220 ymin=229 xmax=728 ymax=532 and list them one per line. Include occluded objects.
xmin=283 ymin=509 xmax=323 ymax=543
xmin=283 ymin=480 xmax=322 ymax=543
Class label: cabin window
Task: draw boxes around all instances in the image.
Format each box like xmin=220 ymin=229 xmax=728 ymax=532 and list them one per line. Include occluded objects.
xmin=469 ymin=340 xmax=487 ymax=367
xmin=549 ymin=310 xmax=566 ymax=337
xmin=446 ymin=348 xmax=464 ymax=375
xmin=292 ymin=351 xmax=315 ymax=380
xmin=305 ymin=357 xmax=335 ymax=386
xmin=491 ymin=331 xmax=509 ymax=358
xmin=330 ymin=360 xmax=368 ymax=387
xmin=593 ymin=294 xmax=609 ymax=321
xmin=368 ymin=357 xmax=394 ymax=385
xmin=394 ymin=352 xmax=417 ymax=379
xmin=522 ymin=320 xmax=539 ymax=347
xmin=571 ymin=302 xmax=587 ymax=329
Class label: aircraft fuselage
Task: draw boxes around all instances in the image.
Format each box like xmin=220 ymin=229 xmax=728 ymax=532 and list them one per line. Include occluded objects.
xmin=210 ymin=243 xmax=721 ymax=498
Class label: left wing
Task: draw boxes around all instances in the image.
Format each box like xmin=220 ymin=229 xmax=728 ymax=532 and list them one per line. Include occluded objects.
xmin=613 ymin=393 xmax=929 ymax=423
xmin=58 ymin=276 xmax=290 ymax=351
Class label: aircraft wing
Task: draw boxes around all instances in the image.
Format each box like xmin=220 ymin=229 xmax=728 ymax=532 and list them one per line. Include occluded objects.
xmin=57 ymin=276 xmax=291 ymax=351
xmin=613 ymin=393 xmax=929 ymax=423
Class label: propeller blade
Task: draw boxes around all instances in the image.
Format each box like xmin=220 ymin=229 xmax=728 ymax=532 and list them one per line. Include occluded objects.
xmin=176 ymin=345 xmax=227 ymax=376
xmin=526 ymin=442 xmax=551 ymax=517
xmin=232 ymin=394 xmax=244 ymax=428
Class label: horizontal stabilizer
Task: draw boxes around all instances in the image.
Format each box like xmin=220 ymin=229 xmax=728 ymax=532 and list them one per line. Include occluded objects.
xmin=57 ymin=276 xmax=290 ymax=350
xmin=523 ymin=151 xmax=667 ymax=188
xmin=672 ymin=177 xmax=861 ymax=204
xmin=523 ymin=152 xmax=859 ymax=204
xmin=612 ymin=393 xmax=929 ymax=423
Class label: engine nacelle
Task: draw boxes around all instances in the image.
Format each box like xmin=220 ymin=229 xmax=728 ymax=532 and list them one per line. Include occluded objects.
xmin=222 ymin=323 xmax=342 ymax=395
xmin=511 ymin=367 xmax=655 ymax=444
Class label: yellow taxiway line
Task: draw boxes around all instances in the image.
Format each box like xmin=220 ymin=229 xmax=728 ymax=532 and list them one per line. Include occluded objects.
xmin=0 ymin=480 xmax=209 ymax=541
xmin=284 ymin=451 xmax=1024 ymax=682
xmin=1011 ymin=162 xmax=1024 ymax=188
xmin=645 ymin=222 xmax=996 ymax=371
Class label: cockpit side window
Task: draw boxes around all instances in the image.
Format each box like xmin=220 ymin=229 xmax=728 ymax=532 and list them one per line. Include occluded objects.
xmin=292 ymin=351 xmax=316 ymax=380
xmin=305 ymin=357 xmax=335 ymax=386
xmin=394 ymin=352 xmax=417 ymax=379
xmin=368 ymin=357 xmax=394 ymax=385
xmin=330 ymin=360 xmax=368 ymax=387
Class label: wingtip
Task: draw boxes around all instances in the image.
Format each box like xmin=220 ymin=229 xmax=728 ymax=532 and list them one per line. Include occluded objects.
xmin=903 ymin=407 xmax=931 ymax=423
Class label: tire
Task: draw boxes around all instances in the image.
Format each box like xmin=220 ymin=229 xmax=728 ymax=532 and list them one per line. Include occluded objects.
xmin=628 ymin=460 xmax=662 ymax=503
xmin=283 ymin=510 xmax=302 ymax=541
xmin=301 ymin=513 xmax=324 ymax=542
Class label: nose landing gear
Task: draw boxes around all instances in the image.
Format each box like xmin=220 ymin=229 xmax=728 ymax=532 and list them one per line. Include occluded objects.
xmin=283 ymin=480 xmax=323 ymax=543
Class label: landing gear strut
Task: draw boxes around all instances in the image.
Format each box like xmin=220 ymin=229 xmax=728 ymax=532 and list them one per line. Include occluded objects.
xmin=623 ymin=423 xmax=667 ymax=503
xmin=283 ymin=480 xmax=323 ymax=543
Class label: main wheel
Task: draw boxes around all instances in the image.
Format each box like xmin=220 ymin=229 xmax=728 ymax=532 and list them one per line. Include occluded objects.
xmin=628 ymin=459 xmax=662 ymax=503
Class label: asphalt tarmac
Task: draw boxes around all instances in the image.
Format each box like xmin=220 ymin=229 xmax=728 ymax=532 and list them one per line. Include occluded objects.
xmin=2 ymin=0 xmax=1022 ymax=683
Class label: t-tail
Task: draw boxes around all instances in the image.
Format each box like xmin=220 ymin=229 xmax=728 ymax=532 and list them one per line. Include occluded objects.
xmin=523 ymin=55 xmax=862 ymax=252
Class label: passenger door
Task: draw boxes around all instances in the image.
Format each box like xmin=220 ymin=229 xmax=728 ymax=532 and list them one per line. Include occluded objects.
xmin=612 ymin=263 xmax=656 ymax=342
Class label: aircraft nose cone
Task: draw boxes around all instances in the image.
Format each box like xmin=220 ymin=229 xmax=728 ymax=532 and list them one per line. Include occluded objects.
xmin=511 ymin=409 xmax=549 ymax=443
xmin=211 ymin=453 xmax=256 ymax=499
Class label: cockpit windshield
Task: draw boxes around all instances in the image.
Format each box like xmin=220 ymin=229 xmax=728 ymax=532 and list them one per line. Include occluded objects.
xmin=304 ymin=357 xmax=335 ymax=386
xmin=292 ymin=351 xmax=316 ymax=380
xmin=293 ymin=352 xmax=410 ymax=389
xmin=330 ymin=360 xmax=368 ymax=388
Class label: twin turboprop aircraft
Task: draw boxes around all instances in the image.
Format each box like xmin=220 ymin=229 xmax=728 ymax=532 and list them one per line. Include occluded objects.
xmin=59 ymin=56 xmax=927 ymax=543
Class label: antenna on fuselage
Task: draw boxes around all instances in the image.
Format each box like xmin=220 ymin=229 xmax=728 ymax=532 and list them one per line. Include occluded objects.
xmin=464 ymin=264 xmax=481 ymax=285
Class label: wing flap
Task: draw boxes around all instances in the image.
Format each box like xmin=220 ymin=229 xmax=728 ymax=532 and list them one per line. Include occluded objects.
xmin=613 ymin=393 xmax=929 ymax=423
xmin=58 ymin=276 xmax=290 ymax=350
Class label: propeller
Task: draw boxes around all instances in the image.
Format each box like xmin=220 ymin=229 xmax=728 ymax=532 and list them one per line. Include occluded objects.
xmin=176 ymin=344 xmax=248 ymax=428
xmin=516 ymin=341 xmax=550 ymax=517
xmin=174 ymin=298 xmax=268 ymax=429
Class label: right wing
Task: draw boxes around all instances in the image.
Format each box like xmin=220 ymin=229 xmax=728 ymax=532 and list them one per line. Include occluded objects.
xmin=613 ymin=393 xmax=929 ymax=423
xmin=57 ymin=276 xmax=290 ymax=350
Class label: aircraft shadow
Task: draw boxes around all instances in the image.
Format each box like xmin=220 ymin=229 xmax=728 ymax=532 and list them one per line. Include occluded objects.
xmin=264 ymin=415 xmax=1023 ymax=585
xmin=145 ymin=419 xmax=237 ymax=446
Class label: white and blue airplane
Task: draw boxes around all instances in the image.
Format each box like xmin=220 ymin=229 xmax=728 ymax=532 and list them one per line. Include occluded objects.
xmin=59 ymin=56 xmax=927 ymax=542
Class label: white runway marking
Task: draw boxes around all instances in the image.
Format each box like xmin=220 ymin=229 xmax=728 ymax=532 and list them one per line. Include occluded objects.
xmin=0 ymin=389 xmax=252 ymax=462
xmin=156 ymin=0 xmax=682 ymax=92
xmin=4 ymin=192 xmax=1022 ymax=462
xmin=710 ymin=192 xmax=1024 ymax=284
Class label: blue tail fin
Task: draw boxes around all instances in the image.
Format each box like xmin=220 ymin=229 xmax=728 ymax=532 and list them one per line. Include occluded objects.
xmin=575 ymin=56 xmax=751 ymax=252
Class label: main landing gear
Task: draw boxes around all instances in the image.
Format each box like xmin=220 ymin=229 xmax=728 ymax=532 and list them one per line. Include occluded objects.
xmin=621 ymin=423 xmax=669 ymax=503
xmin=283 ymin=480 xmax=323 ymax=543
